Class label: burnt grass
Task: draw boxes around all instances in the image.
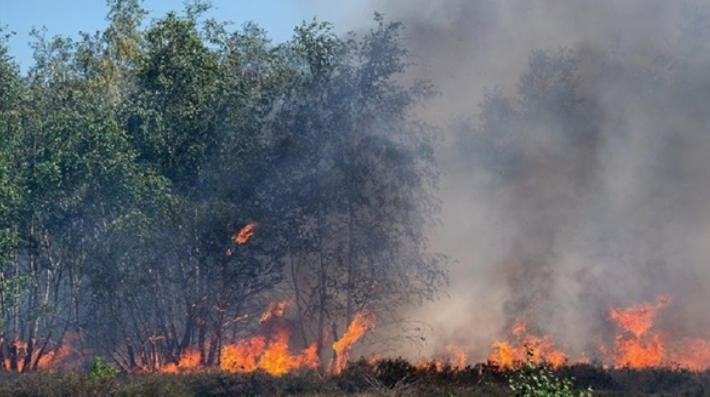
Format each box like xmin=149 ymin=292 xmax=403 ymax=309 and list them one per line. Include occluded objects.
xmin=0 ymin=359 xmax=707 ymax=397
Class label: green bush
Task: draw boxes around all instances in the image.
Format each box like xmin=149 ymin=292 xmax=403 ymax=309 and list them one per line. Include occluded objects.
xmin=89 ymin=356 xmax=120 ymax=381
xmin=509 ymin=350 xmax=592 ymax=397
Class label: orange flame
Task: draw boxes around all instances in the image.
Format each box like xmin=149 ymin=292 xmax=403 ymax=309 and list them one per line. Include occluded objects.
xmin=485 ymin=295 xmax=710 ymax=371
xmin=669 ymin=339 xmax=710 ymax=371
xmin=333 ymin=310 xmax=377 ymax=374
xmin=450 ymin=346 xmax=468 ymax=369
xmin=232 ymin=223 xmax=256 ymax=245
xmin=607 ymin=333 xmax=664 ymax=368
xmin=159 ymin=301 xmax=319 ymax=376
xmin=161 ymin=349 xmax=202 ymax=373
xmin=608 ymin=295 xmax=670 ymax=339
xmin=258 ymin=328 xmax=305 ymax=375
xmin=4 ymin=333 xmax=83 ymax=372
xmin=415 ymin=345 xmax=468 ymax=371
xmin=605 ymin=296 xmax=671 ymax=368
xmin=220 ymin=336 xmax=267 ymax=373
xmin=25 ymin=295 xmax=710 ymax=374
xmin=488 ymin=321 xmax=567 ymax=368
xmin=218 ymin=329 xmax=319 ymax=375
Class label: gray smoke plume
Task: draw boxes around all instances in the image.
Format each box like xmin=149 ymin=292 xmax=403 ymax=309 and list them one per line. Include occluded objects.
xmin=297 ymin=0 xmax=710 ymax=363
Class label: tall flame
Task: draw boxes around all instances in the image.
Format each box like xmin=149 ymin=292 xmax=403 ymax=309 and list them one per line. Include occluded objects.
xmin=332 ymin=310 xmax=377 ymax=374
xmin=605 ymin=295 xmax=671 ymax=368
xmin=220 ymin=336 xmax=266 ymax=373
xmin=608 ymin=295 xmax=670 ymax=339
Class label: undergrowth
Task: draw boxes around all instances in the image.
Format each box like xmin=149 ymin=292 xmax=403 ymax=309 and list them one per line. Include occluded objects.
xmin=0 ymin=358 xmax=704 ymax=397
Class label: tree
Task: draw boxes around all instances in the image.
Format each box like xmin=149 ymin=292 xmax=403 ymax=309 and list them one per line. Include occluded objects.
xmin=264 ymin=15 xmax=448 ymax=365
xmin=97 ymin=5 xmax=290 ymax=370
xmin=0 ymin=5 xmax=450 ymax=373
xmin=0 ymin=27 xmax=31 ymax=370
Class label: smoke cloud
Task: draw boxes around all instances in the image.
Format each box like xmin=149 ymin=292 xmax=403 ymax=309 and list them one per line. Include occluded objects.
xmin=296 ymin=0 xmax=710 ymax=362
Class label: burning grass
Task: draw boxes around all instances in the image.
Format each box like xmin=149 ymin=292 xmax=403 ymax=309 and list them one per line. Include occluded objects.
xmin=7 ymin=295 xmax=710 ymax=378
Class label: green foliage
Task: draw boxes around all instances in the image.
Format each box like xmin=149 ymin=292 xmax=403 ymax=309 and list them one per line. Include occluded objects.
xmin=265 ymin=14 xmax=448 ymax=363
xmin=0 ymin=3 xmax=449 ymax=373
xmin=509 ymin=350 xmax=592 ymax=397
xmin=90 ymin=356 xmax=121 ymax=381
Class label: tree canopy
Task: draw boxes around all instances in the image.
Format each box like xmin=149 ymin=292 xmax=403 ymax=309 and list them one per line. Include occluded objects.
xmin=0 ymin=2 xmax=446 ymax=371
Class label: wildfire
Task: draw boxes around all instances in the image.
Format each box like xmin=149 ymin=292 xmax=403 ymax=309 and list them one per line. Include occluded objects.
xmin=484 ymin=295 xmax=710 ymax=371
xmin=159 ymin=300 xmax=319 ymax=376
xmin=668 ymin=339 xmax=710 ymax=371
xmin=232 ymin=223 xmax=256 ymax=245
xmin=415 ymin=346 xmax=468 ymax=371
xmin=3 ymin=332 xmax=83 ymax=372
xmin=608 ymin=295 xmax=671 ymax=339
xmin=13 ymin=295 xmax=710 ymax=375
xmin=220 ymin=327 xmax=319 ymax=375
xmin=257 ymin=328 xmax=313 ymax=375
xmin=332 ymin=310 xmax=377 ymax=374
xmin=488 ymin=321 xmax=567 ymax=368
xmin=158 ymin=330 xmax=320 ymax=376
xmin=605 ymin=295 xmax=669 ymax=369
xmin=221 ymin=336 xmax=266 ymax=373
xmin=161 ymin=349 xmax=202 ymax=373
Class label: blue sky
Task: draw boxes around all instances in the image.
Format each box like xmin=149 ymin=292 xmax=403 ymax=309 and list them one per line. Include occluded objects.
xmin=1 ymin=1 xmax=361 ymax=72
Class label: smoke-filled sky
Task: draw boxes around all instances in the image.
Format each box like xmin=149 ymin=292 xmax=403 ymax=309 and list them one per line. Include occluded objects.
xmin=301 ymin=0 xmax=710 ymax=362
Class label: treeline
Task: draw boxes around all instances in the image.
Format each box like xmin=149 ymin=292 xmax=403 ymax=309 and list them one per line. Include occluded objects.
xmin=0 ymin=0 xmax=446 ymax=371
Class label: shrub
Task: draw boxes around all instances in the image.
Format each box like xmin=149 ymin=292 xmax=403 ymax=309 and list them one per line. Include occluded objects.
xmin=509 ymin=349 xmax=592 ymax=397
xmin=89 ymin=356 xmax=120 ymax=381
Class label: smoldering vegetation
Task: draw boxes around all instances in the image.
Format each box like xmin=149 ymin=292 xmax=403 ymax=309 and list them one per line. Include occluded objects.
xmin=314 ymin=0 xmax=710 ymax=363
xmin=4 ymin=0 xmax=710 ymax=379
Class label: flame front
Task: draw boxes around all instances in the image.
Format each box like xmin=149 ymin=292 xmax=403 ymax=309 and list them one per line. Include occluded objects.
xmin=220 ymin=336 xmax=266 ymax=373
xmin=488 ymin=321 xmax=567 ymax=368
xmin=605 ymin=295 xmax=670 ymax=368
xmin=332 ymin=310 xmax=377 ymax=374
xmin=668 ymin=339 xmax=710 ymax=371
xmin=159 ymin=300 xmax=319 ymax=376
xmin=415 ymin=345 xmax=468 ymax=371
xmin=486 ymin=295 xmax=710 ymax=371
xmin=161 ymin=349 xmax=202 ymax=373
xmin=3 ymin=332 xmax=82 ymax=372
xmin=18 ymin=295 xmax=710 ymax=374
